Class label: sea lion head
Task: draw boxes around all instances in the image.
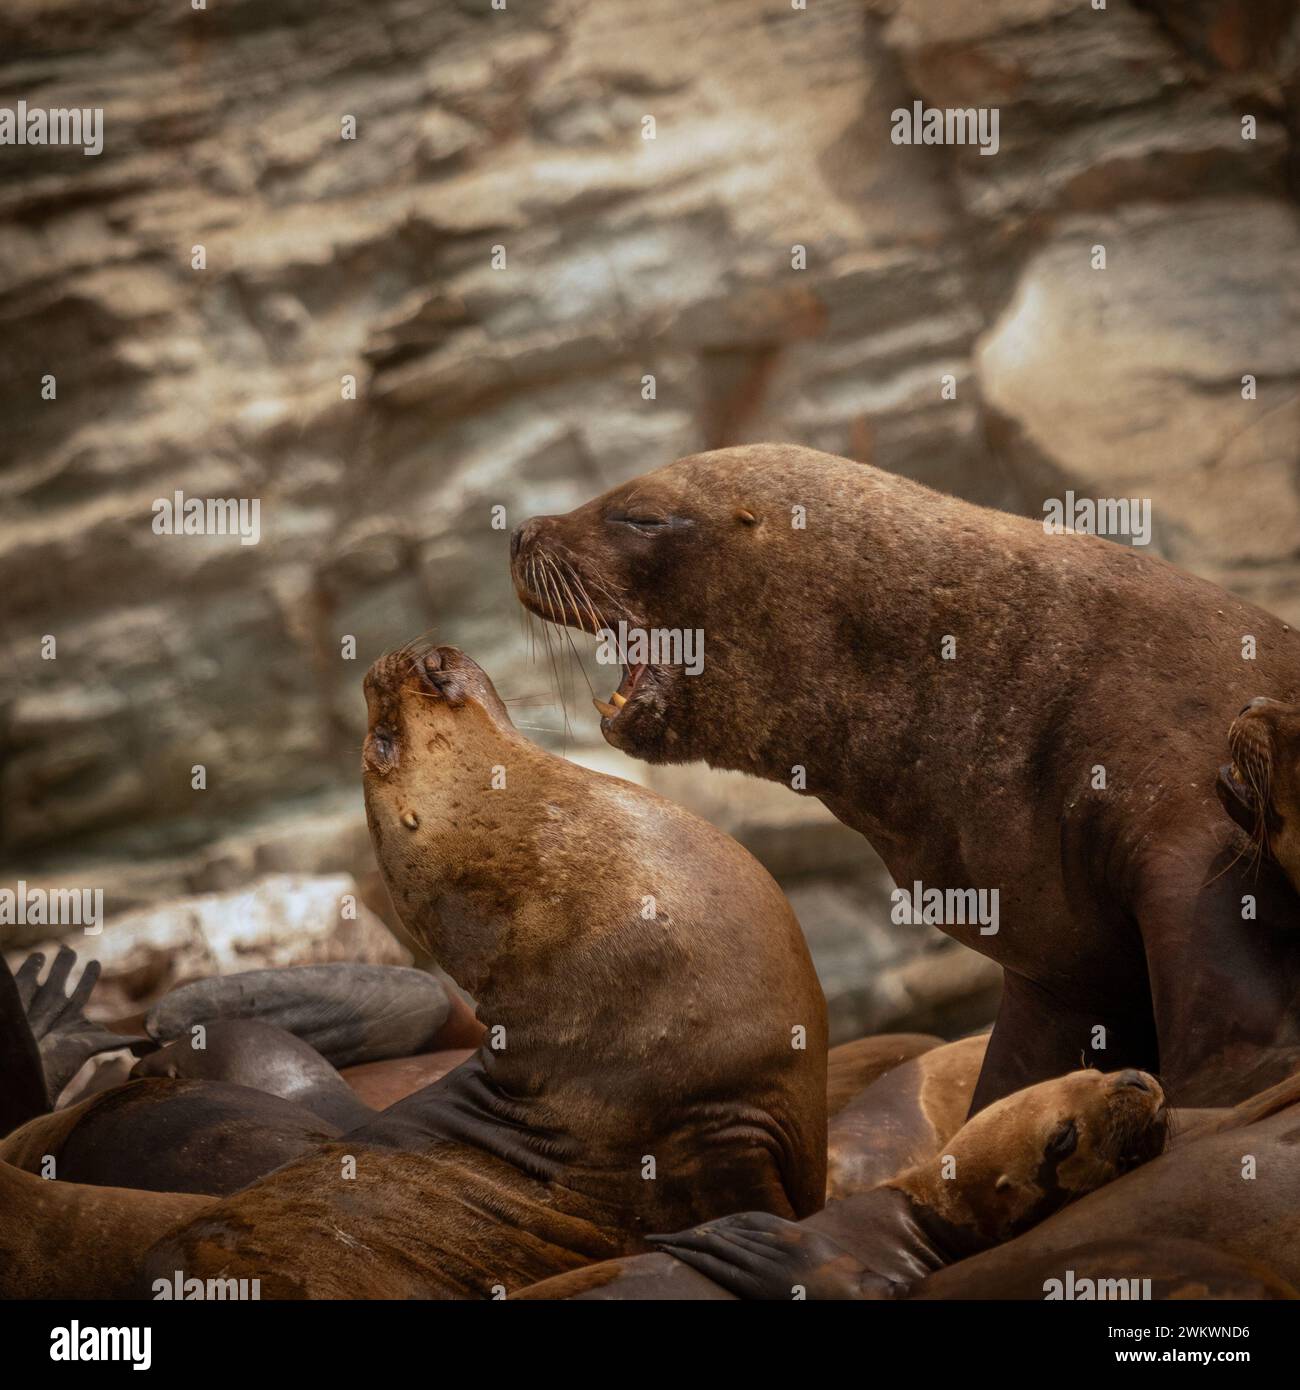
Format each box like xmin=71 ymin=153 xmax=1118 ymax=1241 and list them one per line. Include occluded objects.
xmin=1218 ymin=696 xmax=1300 ymax=889
xmin=510 ymin=444 xmax=863 ymax=773
xmin=361 ymin=644 xmax=521 ymax=989
xmin=901 ymin=1066 xmax=1167 ymax=1253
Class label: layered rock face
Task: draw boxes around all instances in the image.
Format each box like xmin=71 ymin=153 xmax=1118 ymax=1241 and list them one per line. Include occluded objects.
xmin=1 ymin=0 xmax=1296 ymax=1036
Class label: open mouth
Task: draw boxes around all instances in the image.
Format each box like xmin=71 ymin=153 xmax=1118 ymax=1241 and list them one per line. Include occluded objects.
xmin=512 ymin=550 xmax=666 ymax=735
xmin=1218 ymin=760 xmax=1257 ymax=817
xmin=593 ymin=662 xmax=649 ymax=723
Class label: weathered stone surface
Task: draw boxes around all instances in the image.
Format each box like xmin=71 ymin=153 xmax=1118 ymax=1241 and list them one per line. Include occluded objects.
xmin=3 ymin=0 xmax=1298 ymax=1035
xmin=4 ymin=873 xmax=410 ymax=1018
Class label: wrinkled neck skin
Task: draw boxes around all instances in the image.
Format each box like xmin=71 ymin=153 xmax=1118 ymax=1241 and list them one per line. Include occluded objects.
xmin=361 ymin=709 xmax=821 ymax=1233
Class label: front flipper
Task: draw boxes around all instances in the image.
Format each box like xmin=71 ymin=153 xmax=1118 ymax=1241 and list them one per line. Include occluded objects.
xmin=14 ymin=947 xmax=141 ymax=1101
xmin=648 ymin=1211 xmax=900 ymax=1301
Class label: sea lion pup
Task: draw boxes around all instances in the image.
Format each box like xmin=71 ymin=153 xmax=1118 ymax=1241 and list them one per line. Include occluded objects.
xmin=141 ymin=645 xmax=826 ymax=1299
xmin=512 ymin=443 xmax=1300 ymax=1109
xmin=1218 ymin=695 xmax=1300 ymax=894
xmin=826 ymin=1034 xmax=987 ymax=1199
xmin=913 ymin=1069 xmax=1300 ymax=1299
xmin=517 ymin=1066 xmax=1167 ymax=1300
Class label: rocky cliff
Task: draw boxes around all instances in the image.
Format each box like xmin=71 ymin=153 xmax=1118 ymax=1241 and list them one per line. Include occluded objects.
xmin=2 ymin=0 xmax=1297 ymax=1036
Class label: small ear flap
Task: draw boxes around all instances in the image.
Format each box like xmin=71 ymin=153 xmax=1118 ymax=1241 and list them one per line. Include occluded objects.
xmin=735 ymin=508 xmax=757 ymax=526
xmin=994 ymin=1174 xmax=1013 ymax=1192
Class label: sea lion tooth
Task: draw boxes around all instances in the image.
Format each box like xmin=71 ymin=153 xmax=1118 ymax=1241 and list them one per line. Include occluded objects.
xmin=611 ymin=691 xmax=627 ymax=708
xmin=593 ymin=697 xmax=618 ymax=718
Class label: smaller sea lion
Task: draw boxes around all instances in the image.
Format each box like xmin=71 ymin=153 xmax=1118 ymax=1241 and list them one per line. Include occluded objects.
xmin=914 ymin=1069 xmax=1300 ymax=1297
xmin=826 ymin=1034 xmax=988 ymax=1200
xmin=519 ymin=1066 xmax=1166 ymax=1299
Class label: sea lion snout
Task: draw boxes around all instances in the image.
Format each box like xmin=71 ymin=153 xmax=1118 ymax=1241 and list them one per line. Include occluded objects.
xmin=1114 ymin=1068 xmax=1156 ymax=1094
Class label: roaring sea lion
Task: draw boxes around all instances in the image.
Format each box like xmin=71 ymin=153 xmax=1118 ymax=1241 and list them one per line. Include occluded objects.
xmin=913 ymin=1070 xmax=1300 ymax=1298
xmin=517 ymin=1066 xmax=1167 ymax=1300
xmin=512 ymin=443 xmax=1300 ymax=1108
xmin=1219 ymin=695 xmax=1300 ymax=895
xmin=132 ymin=645 xmax=826 ymax=1299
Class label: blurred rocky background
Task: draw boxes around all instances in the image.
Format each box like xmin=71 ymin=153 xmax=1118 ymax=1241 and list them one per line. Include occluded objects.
xmin=1 ymin=0 xmax=1297 ymax=1040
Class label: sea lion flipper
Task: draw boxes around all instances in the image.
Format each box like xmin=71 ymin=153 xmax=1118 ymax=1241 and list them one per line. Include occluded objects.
xmin=13 ymin=947 xmax=141 ymax=1101
xmin=649 ymin=1212 xmax=867 ymax=1301
xmin=146 ymin=964 xmax=454 ymax=1069
xmin=0 ymin=954 xmax=50 ymax=1134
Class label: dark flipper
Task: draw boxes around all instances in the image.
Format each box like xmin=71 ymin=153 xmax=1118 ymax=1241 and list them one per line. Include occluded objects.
xmin=648 ymin=1211 xmax=891 ymax=1301
xmin=13 ymin=947 xmax=141 ymax=1101
xmin=0 ymin=953 xmax=49 ymax=1135
xmin=131 ymin=1019 xmax=375 ymax=1131
xmin=146 ymin=964 xmax=454 ymax=1069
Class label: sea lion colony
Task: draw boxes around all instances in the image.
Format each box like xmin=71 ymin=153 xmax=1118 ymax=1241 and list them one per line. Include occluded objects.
xmin=4 ymin=446 xmax=1300 ymax=1300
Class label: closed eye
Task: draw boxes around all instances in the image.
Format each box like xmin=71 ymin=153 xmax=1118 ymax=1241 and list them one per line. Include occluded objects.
xmin=1046 ymin=1120 xmax=1078 ymax=1159
xmin=606 ymin=513 xmax=690 ymax=536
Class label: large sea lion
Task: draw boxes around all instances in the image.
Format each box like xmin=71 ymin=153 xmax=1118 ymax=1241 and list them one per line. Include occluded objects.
xmin=132 ymin=644 xmax=826 ymax=1298
xmin=517 ymin=1066 xmax=1167 ymax=1299
xmin=512 ymin=443 xmax=1300 ymax=1108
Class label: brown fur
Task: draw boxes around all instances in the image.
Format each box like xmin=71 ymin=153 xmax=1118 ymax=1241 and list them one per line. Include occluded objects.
xmin=0 ymin=1160 xmax=212 ymax=1299
xmin=826 ymin=1035 xmax=987 ymax=1201
xmin=916 ymin=1070 xmax=1300 ymax=1297
xmin=518 ymin=1067 xmax=1167 ymax=1299
xmin=139 ymin=646 xmax=827 ymax=1298
xmin=340 ymin=1049 xmax=475 ymax=1109
xmin=825 ymin=1032 xmax=942 ymax=1116
xmin=513 ymin=443 xmax=1300 ymax=1109
xmin=1219 ymin=696 xmax=1300 ymax=894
